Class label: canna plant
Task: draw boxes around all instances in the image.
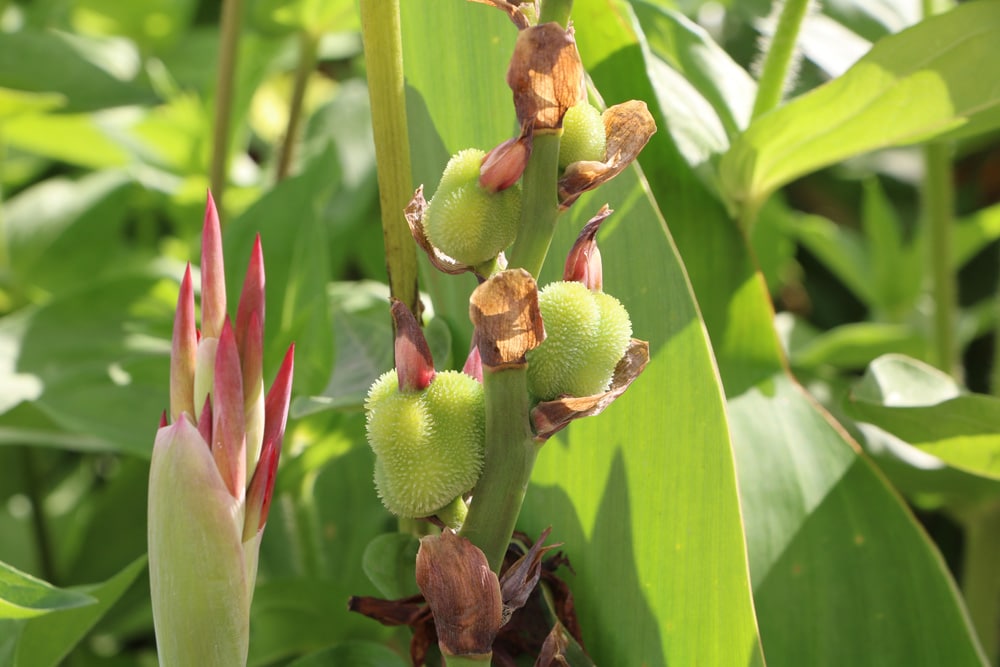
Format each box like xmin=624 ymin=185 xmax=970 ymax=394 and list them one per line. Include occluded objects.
xmin=354 ymin=2 xmax=653 ymax=662
xmin=147 ymin=193 xmax=294 ymax=666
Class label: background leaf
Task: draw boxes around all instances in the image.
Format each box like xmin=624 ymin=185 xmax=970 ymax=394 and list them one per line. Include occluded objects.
xmin=721 ymin=1 xmax=1000 ymax=214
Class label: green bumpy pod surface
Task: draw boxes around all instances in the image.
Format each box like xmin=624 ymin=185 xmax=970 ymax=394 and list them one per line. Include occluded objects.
xmin=425 ymin=148 xmax=522 ymax=266
xmin=558 ymin=102 xmax=606 ymax=169
xmin=365 ymin=370 xmax=485 ymax=517
xmin=527 ymin=281 xmax=632 ymax=401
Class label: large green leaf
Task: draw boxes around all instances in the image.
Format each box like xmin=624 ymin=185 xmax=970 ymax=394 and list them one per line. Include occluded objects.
xmin=579 ymin=1 xmax=987 ymax=665
xmin=0 ymin=561 xmax=94 ymax=620
xmin=720 ymin=1 xmax=1000 ymax=216
xmin=401 ymin=3 xmax=763 ymax=665
xmin=14 ymin=555 xmax=147 ymax=667
xmin=847 ymin=354 xmax=1000 ymax=481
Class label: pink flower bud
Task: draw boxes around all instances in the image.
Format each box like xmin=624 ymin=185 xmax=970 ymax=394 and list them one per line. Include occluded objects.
xmin=391 ymin=299 xmax=435 ymax=392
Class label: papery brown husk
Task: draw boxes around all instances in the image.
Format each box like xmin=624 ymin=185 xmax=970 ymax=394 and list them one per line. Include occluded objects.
xmin=559 ymin=100 xmax=657 ymax=209
xmin=470 ymin=269 xmax=545 ymax=370
xmin=507 ymin=23 xmax=585 ymax=132
xmin=531 ymin=338 xmax=650 ymax=440
xmin=348 ymin=530 xmax=584 ymax=666
xmin=405 ymin=186 xmax=479 ymax=276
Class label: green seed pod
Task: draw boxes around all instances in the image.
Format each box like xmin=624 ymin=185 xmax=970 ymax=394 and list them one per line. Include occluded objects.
xmin=559 ymin=102 xmax=606 ymax=169
xmin=365 ymin=369 xmax=485 ymax=518
xmin=425 ymin=149 xmax=522 ymax=266
xmin=526 ymin=281 xmax=632 ymax=401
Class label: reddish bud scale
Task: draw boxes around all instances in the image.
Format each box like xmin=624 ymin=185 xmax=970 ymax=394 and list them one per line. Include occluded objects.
xmin=235 ymin=235 xmax=265 ymax=358
xmin=391 ymin=300 xmax=435 ymax=392
xmin=197 ymin=394 xmax=213 ymax=446
xmin=563 ymin=206 xmax=611 ymax=291
xmin=200 ymin=191 xmax=227 ymax=339
xmin=212 ymin=320 xmax=247 ymax=500
xmin=480 ymin=136 xmax=531 ymax=193
xmin=260 ymin=344 xmax=295 ymax=468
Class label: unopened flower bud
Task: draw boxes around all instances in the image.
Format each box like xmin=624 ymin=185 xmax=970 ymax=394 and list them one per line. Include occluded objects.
xmin=480 ymin=136 xmax=531 ymax=193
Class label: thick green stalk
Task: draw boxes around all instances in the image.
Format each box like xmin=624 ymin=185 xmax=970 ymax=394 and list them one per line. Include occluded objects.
xmin=359 ymin=0 xmax=419 ymax=315
xmin=443 ymin=654 xmax=491 ymax=667
xmin=538 ymin=0 xmax=572 ymax=25
xmin=459 ymin=367 xmax=538 ymax=572
xmin=750 ymin=0 xmax=811 ymax=119
xmin=959 ymin=502 xmax=1000 ymax=664
xmin=507 ymin=133 xmax=561 ymax=278
xmin=924 ymin=142 xmax=959 ymax=379
xmin=210 ymin=0 xmax=244 ymax=208
xmin=275 ymin=31 xmax=320 ymax=182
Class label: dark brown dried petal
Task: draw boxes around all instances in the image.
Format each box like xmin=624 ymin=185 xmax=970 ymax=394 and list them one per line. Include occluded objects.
xmin=470 ymin=269 xmax=545 ymax=370
xmin=507 ymin=23 xmax=585 ymax=132
xmin=558 ymin=101 xmax=657 ymax=209
xmin=499 ymin=527 xmax=560 ymax=624
xmin=416 ymin=530 xmax=503 ymax=657
xmin=531 ymin=339 xmax=650 ymax=440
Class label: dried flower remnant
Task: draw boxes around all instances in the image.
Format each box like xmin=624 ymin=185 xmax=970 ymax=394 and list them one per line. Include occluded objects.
xmin=508 ymin=22 xmax=585 ymax=132
xmin=469 ymin=269 xmax=545 ymax=371
xmin=559 ymin=100 xmax=657 ymax=208
xmin=416 ymin=530 xmax=503 ymax=658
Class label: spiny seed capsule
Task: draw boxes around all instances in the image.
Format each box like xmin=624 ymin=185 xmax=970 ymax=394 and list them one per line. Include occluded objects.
xmin=365 ymin=369 xmax=485 ymax=518
xmin=424 ymin=148 xmax=522 ymax=266
xmin=526 ymin=281 xmax=632 ymax=401
xmin=559 ymin=102 xmax=606 ymax=169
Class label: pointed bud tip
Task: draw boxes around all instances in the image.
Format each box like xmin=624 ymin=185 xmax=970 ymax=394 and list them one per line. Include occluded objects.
xmin=563 ymin=206 xmax=611 ymax=290
xmin=390 ymin=299 xmax=435 ymax=391
xmin=479 ymin=136 xmax=531 ymax=193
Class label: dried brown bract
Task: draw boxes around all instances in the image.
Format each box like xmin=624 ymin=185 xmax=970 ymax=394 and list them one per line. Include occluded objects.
xmin=508 ymin=23 xmax=585 ymax=132
xmin=416 ymin=530 xmax=503 ymax=657
xmin=558 ymin=100 xmax=657 ymax=209
xmin=405 ymin=185 xmax=490 ymax=277
xmin=531 ymin=338 xmax=650 ymax=440
xmin=470 ymin=269 xmax=545 ymax=370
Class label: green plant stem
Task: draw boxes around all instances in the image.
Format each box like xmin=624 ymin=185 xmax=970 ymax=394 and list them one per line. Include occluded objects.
xmin=459 ymin=367 xmax=538 ymax=572
xmin=359 ymin=0 xmax=420 ymax=316
xmin=443 ymin=654 xmax=491 ymax=666
xmin=959 ymin=502 xmax=1000 ymax=664
xmin=210 ymin=0 xmax=244 ymax=208
xmin=539 ymin=0 xmax=572 ymax=25
xmin=924 ymin=142 xmax=959 ymax=379
xmin=20 ymin=447 xmax=56 ymax=584
xmin=507 ymin=133 xmax=562 ymax=278
xmin=276 ymin=31 xmax=319 ymax=183
xmin=750 ymin=0 xmax=811 ymax=119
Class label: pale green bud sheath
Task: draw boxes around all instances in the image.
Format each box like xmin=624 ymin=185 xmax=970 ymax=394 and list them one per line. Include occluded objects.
xmin=148 ymin=418 xmax=250 ymax=667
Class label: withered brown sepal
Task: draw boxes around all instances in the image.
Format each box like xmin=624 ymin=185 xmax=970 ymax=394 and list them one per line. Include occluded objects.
xmin=559 ymin=100 xmax=657 ymax=209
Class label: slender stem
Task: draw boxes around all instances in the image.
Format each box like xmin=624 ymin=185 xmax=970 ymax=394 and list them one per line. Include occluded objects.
xmin=750 ymin=0 xmax=811 ymax=119
xmin=925 ymin=143 xmax=958 ymax=379
xmin=359 ymin=0 xmax=420 ymax=316
xmin=459 ymin=367 xmax=538 ymax=572
xmin=507 ymin=133 xmax=562 ymax=278
xmin=443 ymin=654 xmax=491 ymax=666
xmin=210 ymin=0 xmax=245 ymax=208
xmin=539 ymin=0 xmax=572 ymax=25
xmin=276 ymin=31 xmax=319 ymax=183
xmin=959 ymin=502 xmax=1000 ymax=664
xmin=20 ymin=447 xmax=56 ymax=584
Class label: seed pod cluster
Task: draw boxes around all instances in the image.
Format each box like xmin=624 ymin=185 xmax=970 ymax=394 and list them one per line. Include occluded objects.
xmin=526 ymin=280 xmax=632 ymax=401
xmin=558 ymin=102 xmax=606 ymax=169
xmin=424 ymin=148 xmax=522 ymax=266
xmin=365 ymin=369 xmax=486 ymax=518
